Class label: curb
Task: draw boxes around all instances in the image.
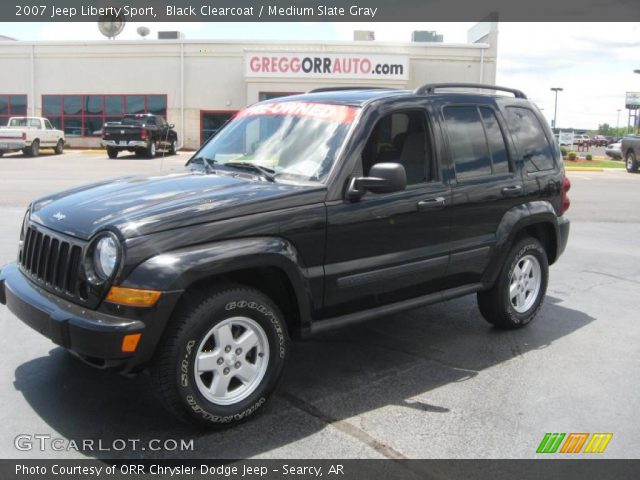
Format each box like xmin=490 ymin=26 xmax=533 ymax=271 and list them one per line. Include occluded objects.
xmin=566 ymin=168 xmax=604 ymax=172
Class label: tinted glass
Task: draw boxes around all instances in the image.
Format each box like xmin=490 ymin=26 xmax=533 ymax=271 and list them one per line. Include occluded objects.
xmin=44 ymin=119 xmax=53 ymax=130
xmin=64 ymin=117 xmax=83 ymax=136
xmin=479 ymin=107 xmax=510 ymax=174
xmin=42 ymin=96 xmax=62 ymax=115
xmin=63 ymin=96 xmax=82 ymax=115
xmin=85 ymin=96 xmax=103 ymax=115
xmin=105 ymin=96 xmax=124 ymax=115
xmin=0 ymin=96 xmax=7 ymax=115
xmin=202 ymin=112 xmax=234 ymax=141
xmin=126 ymin=95 xmax=145 ymax=114
xmin=84 ymin=117 xmax=104 ymax=136
xmin=48 ymin=117 xmax=62 ymax=130
xmin=10 ymin=95 xmax=27 ymax=115
xmin=147 ymin=95 xmax=166 ymax=116
xmin=444 ymin=106 xmax=491 ymax=180
xmin=506 ymin=107 xmax=555 ymax=172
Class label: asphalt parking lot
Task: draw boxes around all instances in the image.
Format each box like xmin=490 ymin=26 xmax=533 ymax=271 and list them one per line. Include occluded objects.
xmin=0 ymin=151 xmax=639 ymax=459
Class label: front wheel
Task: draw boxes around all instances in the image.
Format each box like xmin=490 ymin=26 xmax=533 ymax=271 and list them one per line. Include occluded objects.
xmin=146 ymin=140 xmax=157 ymax=158
xmin=150 ymin=285 xmax=289 ymax=428
xmin=54 ymin=140 xmax=64 ymax=155
xmin=477 ymin=237 xmax=548 ymax=329
xmin=107 ymin=147 xmax=118 ymax=159
xmin=626 ymin=151 xmax=638 ymax=173
xmin=169 ymin=139 xmax=178 ymax=155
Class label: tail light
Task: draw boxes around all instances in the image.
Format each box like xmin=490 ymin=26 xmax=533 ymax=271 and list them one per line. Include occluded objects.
xmin=21 ymin=132 xmax=26 ymax=140
xmin=560 ymin=176 xmax=571 ymax=215
xmin=140 ymin=129 xmax=148 ymax=139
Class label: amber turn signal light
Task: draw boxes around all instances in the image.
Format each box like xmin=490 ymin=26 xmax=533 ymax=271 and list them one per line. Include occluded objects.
xmin=106 ymin=286 xmax=162 ymax=307
xmin=121 ymin=333 xmax=142 ymax=353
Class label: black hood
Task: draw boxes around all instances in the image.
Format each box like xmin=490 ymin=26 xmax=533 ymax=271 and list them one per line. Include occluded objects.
xmin=30 ymin=171 xmax=323 ymax=240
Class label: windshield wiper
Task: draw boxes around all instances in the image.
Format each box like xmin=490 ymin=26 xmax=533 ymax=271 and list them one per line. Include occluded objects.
xmin=189 ymin=156 xmax=218 ymax=174
xmin=224 ymin=162 xmax=276 ymax=182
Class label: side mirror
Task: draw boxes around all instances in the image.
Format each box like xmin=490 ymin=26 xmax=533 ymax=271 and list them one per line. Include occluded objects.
xmin=348 ymin=162 xmax=406 ymax=200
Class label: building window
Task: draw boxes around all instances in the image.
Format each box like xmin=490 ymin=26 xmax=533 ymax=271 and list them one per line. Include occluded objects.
xmin=41 ymin=94 xmax=167 ymax=136
xmin=258 ymin=92 xmax=301 ymax=102
xmin=0 ymin=95 xmax=27 ymax=126
xmin=201 ymin=111 xmax=237 ymax=145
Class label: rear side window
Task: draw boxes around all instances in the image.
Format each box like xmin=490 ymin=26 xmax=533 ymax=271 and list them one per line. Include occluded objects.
xmin=506 ymin=107 xmax=555 ymax=173
xmin=443 ymin=106 xmax=511 ymax=181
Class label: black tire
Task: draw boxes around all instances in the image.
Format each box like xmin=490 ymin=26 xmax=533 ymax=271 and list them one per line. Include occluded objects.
xmin=107 ymin=147 xmax=118 ymax=159
xmin=477 ymin=237 xmax=548 ymax=329
xmin=0 ymin=150 xmax=4 ymax=157
xmin=27 ymin=139 xmax=40 ymax=157
xmin=146 ymin=140 xmax=157 ymax=158
xmin=626 ymin=151 xmax=638 ymax=173
xmin=150 ymin=285 xmax=289 ymax=428
xmin=54 ymin=140 xmax=64 ymax=155
xmin=169 ymin=139 xmax=178 ymax=155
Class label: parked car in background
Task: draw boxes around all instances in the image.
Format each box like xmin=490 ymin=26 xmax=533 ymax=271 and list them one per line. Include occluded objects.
xmin=573 ymin=134 xmax=590 ymax=146
xmin=0 ymin=117 xmax=65 ymax=157
xmin=592 ymin=135 xmax=609 ymax=147
xmin=101 ymin=114 xmax=178 ymax=159
xmin=621 ymin=135 xmax=640 ymax=173
xmin=605 ymin=142 xmax=622 ymax=159
xmin=1 ymin=84 xmax=571 ymax=428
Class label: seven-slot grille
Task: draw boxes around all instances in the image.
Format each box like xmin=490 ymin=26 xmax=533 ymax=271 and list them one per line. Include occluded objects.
xmin=19 ymin=224 xmax=83 ymax=296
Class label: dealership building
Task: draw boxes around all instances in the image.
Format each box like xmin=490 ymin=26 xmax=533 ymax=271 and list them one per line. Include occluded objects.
xmin=0 ymin=23 xmax=498 ymax=149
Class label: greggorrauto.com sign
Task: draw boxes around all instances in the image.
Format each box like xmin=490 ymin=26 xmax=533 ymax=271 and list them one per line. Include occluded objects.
xmin=245 ymin=52 xmax=409 ymax=80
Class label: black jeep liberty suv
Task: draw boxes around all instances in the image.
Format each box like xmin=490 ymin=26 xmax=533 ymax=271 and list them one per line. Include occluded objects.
xmin=0 ymin=84 xmax=571 ymax=428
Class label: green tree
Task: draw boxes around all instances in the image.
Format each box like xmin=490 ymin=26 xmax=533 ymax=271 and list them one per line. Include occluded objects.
xmin=597 ymin=123 xmax=611 ymax=135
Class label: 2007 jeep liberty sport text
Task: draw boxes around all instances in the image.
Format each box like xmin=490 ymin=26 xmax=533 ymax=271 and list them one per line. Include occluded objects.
xmin=0 ymin=84 xmax=571 ymax=428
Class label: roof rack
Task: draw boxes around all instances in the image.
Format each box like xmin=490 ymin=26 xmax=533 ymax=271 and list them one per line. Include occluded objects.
xmin=414 ymin=83 xmax=527 ymax=99
xmin=307 ymin=86 xmax=396 ymax=93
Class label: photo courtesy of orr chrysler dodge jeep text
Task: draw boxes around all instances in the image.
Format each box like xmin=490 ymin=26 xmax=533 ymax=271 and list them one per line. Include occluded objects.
xmin=0 ymin=84 xmax=571 ymax=428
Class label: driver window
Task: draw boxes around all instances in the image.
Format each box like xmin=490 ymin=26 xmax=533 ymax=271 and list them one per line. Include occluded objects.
xmin=361 ymin=110 xmax=433 ymax=185
xmin=44 ymin=120 xmax=53 ymax=130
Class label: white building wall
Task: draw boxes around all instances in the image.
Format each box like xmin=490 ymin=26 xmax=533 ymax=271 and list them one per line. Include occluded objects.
xmin=0 ymin=30 xmax=497 ymax=149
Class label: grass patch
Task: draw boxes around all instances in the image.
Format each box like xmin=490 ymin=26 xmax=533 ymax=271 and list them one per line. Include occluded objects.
xmin=564 ymin=159 xmax=625 ymax=169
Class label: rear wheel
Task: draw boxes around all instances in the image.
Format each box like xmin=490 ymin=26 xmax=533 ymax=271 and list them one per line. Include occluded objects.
xmin=477 ymin=237 xmax=548 ymax=329
xmin=626 ymin=151 xmax=638 ymax=173
xmin=150 ymin=285 xmax=289 ymax=428
xmin=54 ymin=140 xmax=64 ymax=155
xmin=26 ymin=140 xmax=40 ymax=157
xmin=107 ymin=147 xmax=118 ymax=159
xmin=0 ymin=150 xmax=4 ymax=157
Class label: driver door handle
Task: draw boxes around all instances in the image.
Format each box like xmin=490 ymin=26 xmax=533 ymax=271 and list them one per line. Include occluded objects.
xmin=501 ymin=185 xmax=523 ymax=197
xmin=417 ymin=197 xmax=446 ymax=211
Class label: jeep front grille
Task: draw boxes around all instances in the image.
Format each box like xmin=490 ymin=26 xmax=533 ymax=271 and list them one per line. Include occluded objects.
xmin=19 ymin=225 xmax=83 ymax=296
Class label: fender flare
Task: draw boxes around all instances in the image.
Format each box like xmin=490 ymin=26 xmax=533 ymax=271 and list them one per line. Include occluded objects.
xmin=483 ymin=201 xmax=560 ymax=287
xmin=121 ymin=236 xmax=314 ymax=332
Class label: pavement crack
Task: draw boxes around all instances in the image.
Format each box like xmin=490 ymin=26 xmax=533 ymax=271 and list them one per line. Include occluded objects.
xmin=279 ymin=390 xmax=408 ymax=460
xmin=582 ymin=269 xmax=640 ymax=285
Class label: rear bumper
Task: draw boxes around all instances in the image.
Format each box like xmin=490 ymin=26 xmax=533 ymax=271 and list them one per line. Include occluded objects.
xmin=0 ymin=140 xmax=27 ymax=150
xmin=556 ymin=215 xmax=570 ymax=259
xmin=101 ymin=140 xmax=148 ymax=149
xmin=0 ymin=263 xmax=181 ymax=373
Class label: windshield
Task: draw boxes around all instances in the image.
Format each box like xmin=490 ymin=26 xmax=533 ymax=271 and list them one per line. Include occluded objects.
xmin=191 ymin=101 xmax=358 ymax=183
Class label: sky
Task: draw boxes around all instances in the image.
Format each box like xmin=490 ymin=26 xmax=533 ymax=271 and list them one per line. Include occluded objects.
xmin=1 ymin=21 xmax=639 ymax=130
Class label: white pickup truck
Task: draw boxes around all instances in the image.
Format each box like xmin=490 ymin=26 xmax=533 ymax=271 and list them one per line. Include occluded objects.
xmin=0 ymin=117 xmax=65 ymax=157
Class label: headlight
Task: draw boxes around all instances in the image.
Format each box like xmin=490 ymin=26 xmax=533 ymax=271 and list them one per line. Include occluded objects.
xmin=92 ymin=234 xmax=120 ymax=281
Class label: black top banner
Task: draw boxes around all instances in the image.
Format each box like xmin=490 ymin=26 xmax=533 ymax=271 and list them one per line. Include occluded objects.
xmin=4 ymin=0 xmax=640 ymax=22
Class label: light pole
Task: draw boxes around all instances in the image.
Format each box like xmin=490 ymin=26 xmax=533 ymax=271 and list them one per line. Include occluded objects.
xmin=550 ymin=87 xmax=563 ymax=131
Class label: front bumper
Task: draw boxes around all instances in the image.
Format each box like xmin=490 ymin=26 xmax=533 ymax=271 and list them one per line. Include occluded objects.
xmin=0 ymin=263 xmax=181 ymax=373
xmin=101 ymin=140 xmax=148 ymax=149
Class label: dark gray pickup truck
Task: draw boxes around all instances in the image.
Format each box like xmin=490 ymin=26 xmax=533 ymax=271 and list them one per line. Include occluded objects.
xmin=621 ymin=135 xmax=640 ymax=173
xmin=101 ymin=113 xmax=178 ymax=159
